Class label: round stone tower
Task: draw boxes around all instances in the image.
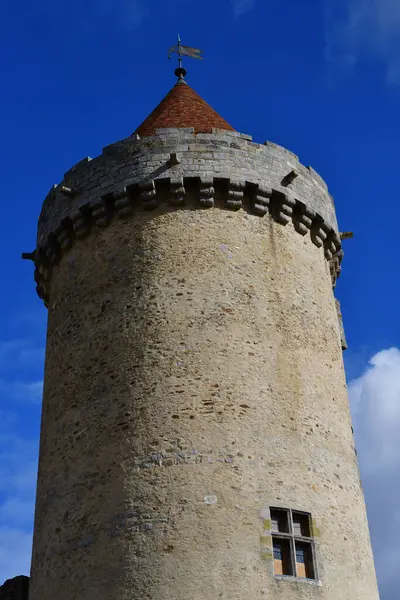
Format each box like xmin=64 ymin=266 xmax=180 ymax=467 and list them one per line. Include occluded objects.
xmin=26 ymin=72 xmax=380 ymax=600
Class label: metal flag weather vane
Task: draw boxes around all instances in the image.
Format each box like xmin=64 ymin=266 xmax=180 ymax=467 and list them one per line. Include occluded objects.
xmin=168 ymin=35 xmax=203 ymax=78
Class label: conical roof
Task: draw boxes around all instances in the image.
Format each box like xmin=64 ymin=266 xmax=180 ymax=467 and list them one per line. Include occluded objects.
xmin=134 ymin=79 xmax=235 ymax=138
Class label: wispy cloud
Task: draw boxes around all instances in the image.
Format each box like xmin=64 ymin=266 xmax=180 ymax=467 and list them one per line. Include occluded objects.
xmin=37 ymin=0 xmax=149 ymax=30
xmin=325 ymin=0 xmax=400 ymax=83
xmin=231 ymin=0 xmax=256 ymax=18
xmin=0 ymin=380 xmax=43 ymax=405
xmin=0 ymin=318 xmax=44 ymax=583
xmin=0 ymin=340 xmax=44 ymax=369
xmin=95 ymin=0 xmax=148 ymax=30
xmin=349 ymin=347 xmax=400 ymax=598
xmin=0 ymin=435 xmax=38 ymax=582
xmin=0 ymin=338 xmax=44 ymax=405
xmin=0 ymin=528 xmax=33 ymax=583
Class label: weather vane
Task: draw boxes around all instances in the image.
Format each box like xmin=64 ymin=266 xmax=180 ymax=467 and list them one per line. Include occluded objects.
xmin=168 ymin=35 xmax=203 ymax=79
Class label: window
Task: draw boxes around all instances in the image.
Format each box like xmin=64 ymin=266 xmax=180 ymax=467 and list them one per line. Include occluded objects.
xmin=270 ymin=508 xmax=317 ymax=580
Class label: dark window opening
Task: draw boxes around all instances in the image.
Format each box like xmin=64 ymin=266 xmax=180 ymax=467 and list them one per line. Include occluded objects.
xmin=270 ymin=508 xmax=290 ymax=533
xmin=292 ymin=511 xmax=311 ymax=537
xmin=273 ymin=538 xmax=294 ymax=576
xmin=295 ymin=542 xmax=315 ymax=579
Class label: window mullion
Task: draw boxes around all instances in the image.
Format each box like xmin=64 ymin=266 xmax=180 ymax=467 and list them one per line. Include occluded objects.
xmin=310 ymin=540 xmax=318 ymax=581
xmin=288 ymin=508 xmax=293 ymax=535
xmin=290 ymin=536 xmax=296 ymax=577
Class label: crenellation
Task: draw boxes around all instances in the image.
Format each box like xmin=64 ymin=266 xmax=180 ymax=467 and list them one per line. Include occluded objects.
xmin=210 ymin=128 xmax=244 ymax=137
xmin=263 ymin=140 xmax=299 ymax=162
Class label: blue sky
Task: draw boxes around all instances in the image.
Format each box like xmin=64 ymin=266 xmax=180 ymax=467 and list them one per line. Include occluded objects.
xmin=1 ymin=0 xmax=399 ymax=597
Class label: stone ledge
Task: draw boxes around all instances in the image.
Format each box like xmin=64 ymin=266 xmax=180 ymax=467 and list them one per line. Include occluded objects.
xmin=31 ymin=175 xmax=343 ymax=306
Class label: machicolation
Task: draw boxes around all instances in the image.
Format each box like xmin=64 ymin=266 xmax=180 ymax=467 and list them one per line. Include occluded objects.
xmin=32 ymin=129 xmax=343 ymax=306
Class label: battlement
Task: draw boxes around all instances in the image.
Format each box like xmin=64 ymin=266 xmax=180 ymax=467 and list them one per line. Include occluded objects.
xmin=33 ymin=129 xmax=343 ymax=305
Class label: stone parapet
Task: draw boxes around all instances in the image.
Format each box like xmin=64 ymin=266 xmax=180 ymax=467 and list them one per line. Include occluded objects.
xmin=38 ymin=130 xmax=337 ymax=245
xmin=32 ymin=129 xmax=343 ymax=305
xmin=33 ymin=177 xmax=342 ymax=305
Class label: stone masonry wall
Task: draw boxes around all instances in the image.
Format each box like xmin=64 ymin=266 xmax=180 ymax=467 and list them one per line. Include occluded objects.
xmin=28 ymin=129 xmax=378 ymax=600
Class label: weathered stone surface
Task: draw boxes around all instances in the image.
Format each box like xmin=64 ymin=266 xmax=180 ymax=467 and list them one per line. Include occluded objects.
xmin=28 ymin=127 xmax=379 ymax=600
xmin=335 ymin=298 xmax=348 ymax=350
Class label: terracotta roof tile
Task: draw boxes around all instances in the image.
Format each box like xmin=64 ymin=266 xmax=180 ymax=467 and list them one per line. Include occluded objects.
xmin=134 ymin=80 xmax=235 ymax=138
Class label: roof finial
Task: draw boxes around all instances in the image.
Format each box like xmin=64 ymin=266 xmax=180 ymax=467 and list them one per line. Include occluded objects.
xmin=168 ymin=35 xmax=203 ymax=81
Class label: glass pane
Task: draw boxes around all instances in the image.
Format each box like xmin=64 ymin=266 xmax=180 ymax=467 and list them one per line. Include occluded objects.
xmin=273 ymin=544 xmax=282 ymax=561
xmin=296 ymin=548 xmax=305 ymax=563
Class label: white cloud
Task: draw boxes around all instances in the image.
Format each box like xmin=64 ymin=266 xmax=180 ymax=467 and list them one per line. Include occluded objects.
xmin=325 ymin=0 xmax=400 ymax=83
xmin=231 ymin=0 xmax=255 ymax=18
xmin=348 ymin=347 xmax=400 ymax=598
xmin=349 ymin=347 xmax=400 ymax=473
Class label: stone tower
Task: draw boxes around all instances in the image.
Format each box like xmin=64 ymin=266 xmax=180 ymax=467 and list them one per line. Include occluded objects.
xmin=26 ymin=70 xmax=380 ymax=600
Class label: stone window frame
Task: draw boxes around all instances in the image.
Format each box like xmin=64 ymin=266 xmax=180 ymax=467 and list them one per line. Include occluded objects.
xmin=270 ymin=507 xmax=319 ymax=583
